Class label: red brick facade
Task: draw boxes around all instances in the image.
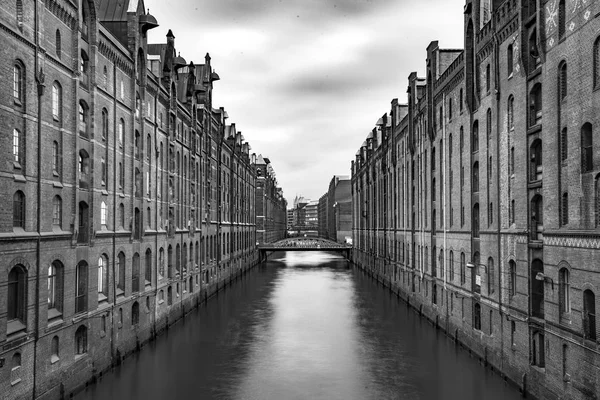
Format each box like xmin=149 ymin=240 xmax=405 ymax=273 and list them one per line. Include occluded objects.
xmin=352 ymin=1 xmax=600 ymax=398
xmin=0 ymin=1 xmax=275 ymax=398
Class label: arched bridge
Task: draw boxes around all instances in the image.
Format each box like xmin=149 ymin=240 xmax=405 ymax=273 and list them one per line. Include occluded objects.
xmin=258 ymin=237 xmax=352 ymax=260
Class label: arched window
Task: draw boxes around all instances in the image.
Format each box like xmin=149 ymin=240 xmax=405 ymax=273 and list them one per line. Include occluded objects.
xmin=560 ymin=128 xmax=568 ymax=162
xmin=13 ymin=191 xmax=25 ymax=228
xmin=137 ymin=49 xmax=145 ymax=83
xmin=583 ymin=290 xmax=596 ymax=340
xmin=119 ymin=203 xmax=125 ymax=228
xmin=118 ymin=118 xmax=125 ymax=147
xmin=135 ymin=130 xmax=140 ymax=159
xmin=7 ymin=265 xmax=27 ymax=324
xmin=98 ymin=255 xmax=108 ymax=298
xmin=472 ymin=121 xmax=479 ymax=153
xmin=530 ymin=139 xmax=543 ymax=181
xmin=529 ymin=28 xmax=540 ymax=68
xmin=135 ymin=93 xmax=141 ymax=119
xmin=167 ymin=286 xmax=173 ymax=306
xmin=448 ymin=98 xmax=453 ymax=120
xmin=13 ymin=128 xmax=22 ymax=164
xmin=146 ymin=206 xmax=151 ymax=227
xmin=52 ymin=195 xmax=62 ymax=226
xmin=459 ymin=88 xmax=463 ymax=112
xmin=134 ymin=168 xmax=141 ymax=198
xmin=78 ymin=100 xmax=88 ymax=137
xmin=531 ymin=195 xmax=543 ymax=240
xmin=80 ymin=50 xmax=89 ymax=86
xmin=529 ymin=83 xmax=542 ymax=126
xmin=52 ymin=140 xmax=61 ymax=176
xmin=167 ymin=245 xmax=173 ymax=278
xmin=119 ymin=162 xmax=124 ymax=190
xmin=558 ymin=0 xmax=566 ymax=39
xmin=147 ymin=134 xmax=152 ymax=162
xmin=507 ymin=95 xmax=514 ymax=131
xmin=507 ymin=44 xmax=513 ymax=76
xmin=145 ymin=248 xmax=152 ymax=284
xmin=183 ymin=243 xmax=188 ymax=273
xmin=132 ymin=253 xmax=140 ymax=293
xmin=558 ymin=267 xmax=570 ymax=315
xmin=101 ymin=108 xmax=108 ymax=140
xmin=509 ymin=260 xmax=517 ymax=297
xmin=52 ymin=82 xmax=61 ymax=121
xmin=78 ymin=149 xmax=90 ymax=187
xmin=75 ymin=261 xmax=88 ymax=314
xmin=55 ymin=30 xmax=61 ymax=58
xmin=559 ymin=61 xmax=567 ymax=101
xmin=581 ymin=123 xmax=593 ymax=172
xmin=117 ymin=252 xmax=125 ymax=293
xmin=487 ymin=257 xmax=494 ymax=294
xmin=48 ymin=261 xmax=63 ymax=313
xmin=449 ymin=251 xmax=454 ymax=282
xmin=103 ymin=65 xmax=108 ymax=87
xmin=13 ymin=62 xmax=23 ymax=103
xmin=159 ymin=247 xmax=165 ymax=277
xmin=132 ymin=302 xmax=140 ymax=326
xmin=75 ymin=325 xmax=87 ymax=355
xmin=176 ymin=243 xmax=181 ymax=273
xmin=134 ymin=207 xmax=141 ymax=239
xmin=485 ymin=64 xmax=491 ymax=92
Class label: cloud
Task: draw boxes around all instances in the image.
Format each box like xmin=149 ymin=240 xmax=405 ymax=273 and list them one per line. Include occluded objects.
xmin=146 ymin=0 xmax=465 ymax=202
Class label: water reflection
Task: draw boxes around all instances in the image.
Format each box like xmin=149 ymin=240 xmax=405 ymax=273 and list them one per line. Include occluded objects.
xmin=78 ymin=251 xmax=521 ymax=400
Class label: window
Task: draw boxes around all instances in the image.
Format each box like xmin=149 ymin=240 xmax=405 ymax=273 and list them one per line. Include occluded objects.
xmin=595 ymin=37 xmax=600 ymax=88
xmin=51 ymin=336 xmax=59 ymax=363
xmin=561 ymin=193 xmax=569 ymax=226
xmin=473 ymin=303 xmax=481 ymax=330
xmin=117 ymin=252 xmax=125 ymax=293
xmin=448 ymin=98 xmax=453 ymax=120
xmin=560 ymin=128 xmax=568 ymax=162
xmin=101 ymin=108 xmax=108 ymax=140
xmin=98 ymin=256 xmax=108 ymax=298
xmin=581 ymin=123 xmax=593 ymax=172
xmin=509 ymin=260 xmax=517 ymax=297
xmin=510 ymin=199 xmax=515 ymax=224
xmin=532 ymin=331 xmax=545 ymax=367
xmin=472 ymin=162 xmax=479 ymax=192
xmin=119 ymin=162 xmax=124 ymax=190
xmin=103 ymin=66 xmax=108 ymax=87
xmin=147 ymin=134 xmax=152 ymax=162
xmin=52 ymin=82 xmax=61 ymax=120
xmin=507 ymin=44 xmax=513 ymax=76
xmin=583 ymin=289 xmax=596 ymax=340
xmin=78 ymin=150 xmax=90 ymax=188
xmin=13 ymin=63 xmax=23 ymax=103
xmin=75 ymin=326 xmax=87 ymax=355
xmin=530 ymin=139 xmax=543 ymax=181
xmin=75 ymin=261 xmax=87 ymax=314
xmin=449 ymin=251 xmax=454 ymax=282
xmin=135 ymin=131 xmax=140 ymax=159
xmin=145 ymin=249 xmax=152 ymax=284
xmin=529 ymin=84 xmax=542 ymax=126
xmin=52 ymin=196 xmax=62 ymax=226
xmin=11 ymin=352 xmax=21 ymax=384
xmin=159 ymin=248 xmax=165 ymax=277
xmin=100 ymin=201 xmax=107 ymax=226
xmin=101 ymin=157 xmax=106 ymax=186
xmin=472 ymin=204 xmax=480 ymax=238
xmin=559 ymin=62 xmax=567 ymax=101
xmin=118 ymin=119 xmax=124 ymax=147
xmin=135 ymin=93 xmax=141 ymax=119
xmin=48 ymin=261 xmax=63 ymax=313
xmin=132 ymin=253 xmax=140 ymax=293
xmin=13 ymin=129 xmax=22 ymax=164
xmin=13 ymin=191 xmax=25 ymax=228
xmin=596 ymin=175 xmax=600 ymax=227
xmin=16 ymin=0 xmax=23 ymax=26
xmin=559 ymin=268 xmax=570 ymax=315
xmin=132 ymin=302 xmax=139 ymax=326
xmin=472 ymin=121 xmax=479 ymax=153
xmin=485 ymin=64 xmax=491 ymax=93
xmin=531 ymin=195 xmax=543 ymax=240
xmin=529 ymin=29 xmax=540 ymax=68
xmin=78 ymin=101 xmax=89 ymax=137
xmin=52 ymin=141 xmax=61 ymax=176
xmin=119 ymin=203 xmax=125 ymax=229
xmin=7 ymin=265 xmax=27 ymax=323
xmin=531 ymin=259 xmax=544 ymax=318
xmin=80 ymin=50 xmax=89 ymax=86
xmin=507 ymin=96 xmax=514 ymax=131
xmin=459 ymin=89 xmax=463 ymax=112
xmin=487 ymin=257 xmax=494 ymax=294
xmin=460 ymin=252 xmax=466 ymax=285
xmin=558 ymin=0 xmax=566 ymax=39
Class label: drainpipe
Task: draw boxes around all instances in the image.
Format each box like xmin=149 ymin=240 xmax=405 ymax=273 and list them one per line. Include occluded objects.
xmin=32 ymin=0 xmax=44 ymax=397
xmin=442 ymin=93 xmax=448 ymax=292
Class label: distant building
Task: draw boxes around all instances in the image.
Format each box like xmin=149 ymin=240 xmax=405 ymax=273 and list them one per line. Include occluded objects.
xmin=327 ymin=176 xmax=352 ymax=243
xmin=254 ymin=155 xmax=287 ymax=244
xmin=318 ymin=193 xmax=328 ymax=237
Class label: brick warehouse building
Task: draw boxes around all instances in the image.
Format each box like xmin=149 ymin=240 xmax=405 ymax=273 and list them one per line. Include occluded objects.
xmin=352 ymin=0 xmax=600 ymax=398
xmin=0 ymin=0 xmax=289 ymax=398
xmin=254 ymin=154 xmax=287 ymax=245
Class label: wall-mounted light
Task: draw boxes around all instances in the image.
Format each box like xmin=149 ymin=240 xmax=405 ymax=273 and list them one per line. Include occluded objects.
xmin=535 ymin=272 xmax=554 ymax=290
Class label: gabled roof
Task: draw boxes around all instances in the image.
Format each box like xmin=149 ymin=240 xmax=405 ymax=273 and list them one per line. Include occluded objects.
xmin=98 ymin=0 xmax=143 ymax=22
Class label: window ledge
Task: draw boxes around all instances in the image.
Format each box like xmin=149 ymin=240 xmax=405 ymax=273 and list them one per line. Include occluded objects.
xmin=47 ymin=308 xmax=62 ymax=321
xmin=98 ymin=293 xmax=108 ymax=303
xmin=50 ymin=355 xmax=60 ymax=365
xmin=53 ymin=181 xmax=63 ymax=188
xmin=11 ymin=378 xmax=21 ymax=386
xmin=13 ymin=173 xmax=25 ymax=182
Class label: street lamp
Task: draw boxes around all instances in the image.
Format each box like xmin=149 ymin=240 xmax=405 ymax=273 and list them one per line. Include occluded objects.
xmin=466 ymin=262 xmax=487 ymax=271
xmin=535 ymin=272 xmax=554 ymax=290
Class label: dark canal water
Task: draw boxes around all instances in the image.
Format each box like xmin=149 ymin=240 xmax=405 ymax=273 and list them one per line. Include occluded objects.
xmin=78 ymin=251 xmax=522 ymax=400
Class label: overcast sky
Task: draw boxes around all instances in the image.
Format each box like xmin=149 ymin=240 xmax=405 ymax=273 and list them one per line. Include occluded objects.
xmin=146 ymin=0 xmax=465 ymax=205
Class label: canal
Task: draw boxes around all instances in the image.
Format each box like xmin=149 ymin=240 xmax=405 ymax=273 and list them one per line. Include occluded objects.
xmin=77 ymin=251 xmax=522 ymax=400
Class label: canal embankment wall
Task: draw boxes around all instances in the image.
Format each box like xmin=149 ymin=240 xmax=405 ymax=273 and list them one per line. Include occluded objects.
xmin=351 ymin=252 xmax=541 ymax=400
xmin=36 ymin=259 xmax=260 ymax=400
